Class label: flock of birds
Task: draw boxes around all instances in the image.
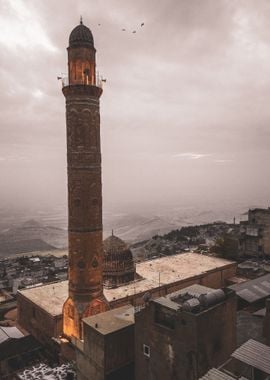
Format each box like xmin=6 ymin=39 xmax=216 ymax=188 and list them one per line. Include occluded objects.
xmin=97 ymin=22 xmax=145 ymax=34
xmin=57 ymin=20 xmax=145 ymax=82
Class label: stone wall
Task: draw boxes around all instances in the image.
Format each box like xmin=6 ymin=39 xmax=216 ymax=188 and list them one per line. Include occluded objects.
xmin=135 ymin=291 xmax=236 ymax=380
xmin=17 ymin=292 xmax=62 ymax=349
xmin=76 ymin=322 xmax=134 ymax=380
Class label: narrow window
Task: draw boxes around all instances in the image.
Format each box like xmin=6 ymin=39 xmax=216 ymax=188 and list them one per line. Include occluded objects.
xmin=68 ymin=305 xmax=74 ymax=319
xmin=143 ymin=344 xmax=150 ymax=358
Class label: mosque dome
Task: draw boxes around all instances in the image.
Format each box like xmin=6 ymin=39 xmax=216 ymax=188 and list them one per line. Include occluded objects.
xmin=103 ymin=233 xmax=136 ymax=288
xmin=69 ymin=20 xmax=94 ymax=48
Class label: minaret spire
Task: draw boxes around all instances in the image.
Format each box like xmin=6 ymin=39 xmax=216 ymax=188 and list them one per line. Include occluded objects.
xmin=62 ymin=21 xmax=108 ymax=339
xmin=80 ymin=15 xmax=83 ymax=25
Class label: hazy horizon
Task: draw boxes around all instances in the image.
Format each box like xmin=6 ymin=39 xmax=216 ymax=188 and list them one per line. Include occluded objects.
xmin=0 ymin=0 xmax=270 ymax=214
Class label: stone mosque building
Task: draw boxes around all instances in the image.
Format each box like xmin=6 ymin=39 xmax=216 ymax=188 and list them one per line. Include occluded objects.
xmin=16 ymin=20 xmax=237 ymax=365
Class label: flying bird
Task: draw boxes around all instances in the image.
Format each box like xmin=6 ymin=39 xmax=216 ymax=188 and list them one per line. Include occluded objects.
xmin=122 ymin=28 xmax=126 ymax=31
xmin=141 ymin=22 xmax=144 ymax=27
xmin=98 ymin=23 xmax=101 ymax=26
xmin=132 ymin=30 xmax=136 ymax=33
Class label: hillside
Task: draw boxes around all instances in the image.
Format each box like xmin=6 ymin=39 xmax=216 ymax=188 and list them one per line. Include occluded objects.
xmin=0 ymin=220 xmax=67 ymax=257
xmin=130 ymin=222 xmax=239 ymax=261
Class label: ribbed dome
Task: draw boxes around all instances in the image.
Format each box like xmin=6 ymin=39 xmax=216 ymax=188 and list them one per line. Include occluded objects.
xmin=104 ymin=235 xmax=129 ymax=255
xmin=103 ymin=234 xmax=135 ymax=288
xmin=69 ymin=22 xmax=94 ymax=48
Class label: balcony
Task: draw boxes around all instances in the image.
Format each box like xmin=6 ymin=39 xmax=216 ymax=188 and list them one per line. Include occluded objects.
xmin=61 ymin=72 xmax=105 ymax=89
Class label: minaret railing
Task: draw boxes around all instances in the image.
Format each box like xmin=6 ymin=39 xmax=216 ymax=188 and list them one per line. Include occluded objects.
xmin=61 ymin=72 xmax=105 ymax=89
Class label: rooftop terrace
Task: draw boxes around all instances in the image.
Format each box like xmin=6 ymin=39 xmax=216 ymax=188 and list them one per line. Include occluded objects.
xmin=18 ymin=252 xmax=235 ymax=317
xmin=83 ymin=304 xmax=134 ymax=335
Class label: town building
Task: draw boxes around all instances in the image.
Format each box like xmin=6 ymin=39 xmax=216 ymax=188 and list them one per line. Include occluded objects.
xmin=135 ymin=284 xmax=237 ymax=380
xmin=75 ymin=305 xmax=134 ymax=380
xmin=240 ymin=208 xmax=270 ymax=257
xmin=17 ymin=281 xmax=66 ymax=350
xmin=71 ymin=285 xmax=238 ymax=380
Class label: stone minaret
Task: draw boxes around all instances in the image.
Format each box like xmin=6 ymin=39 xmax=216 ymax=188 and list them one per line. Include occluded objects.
xmin=62 ymin=19 xmax=108 ymax=339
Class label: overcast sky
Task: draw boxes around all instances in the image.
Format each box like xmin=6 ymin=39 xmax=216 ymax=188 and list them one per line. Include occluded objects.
xmin=0 ymin=0 xmax=270 ymax=213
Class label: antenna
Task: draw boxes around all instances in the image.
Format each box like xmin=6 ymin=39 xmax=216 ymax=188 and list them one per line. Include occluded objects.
xmin=133 ymin=284 xmax=136 ymax=307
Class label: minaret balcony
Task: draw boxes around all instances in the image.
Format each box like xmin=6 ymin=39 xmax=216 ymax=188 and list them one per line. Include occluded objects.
xmin=61 ymin=74 xmax=105 ymax=89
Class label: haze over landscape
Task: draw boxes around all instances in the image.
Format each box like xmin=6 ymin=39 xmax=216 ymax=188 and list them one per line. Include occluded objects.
xmin=1 ymin=4 xmax=270 ymax=379
xmin=0 ymin=0 xmax=270 ymax=241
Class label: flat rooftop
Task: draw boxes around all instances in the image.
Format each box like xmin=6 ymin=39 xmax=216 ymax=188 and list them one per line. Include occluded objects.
xmin=18 ymin=253 xmax=235 ymax=317
xmin=107 ymin=253 xmax=234 ymax=300
xmin=19 ymin=281 xmax=67 ymax=317
xmin=83 ymin=305 xmax=134 ymax=335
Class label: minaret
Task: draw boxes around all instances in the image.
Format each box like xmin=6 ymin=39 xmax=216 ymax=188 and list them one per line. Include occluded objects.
xmin=62 ymin=19 xmax=108 ymax=339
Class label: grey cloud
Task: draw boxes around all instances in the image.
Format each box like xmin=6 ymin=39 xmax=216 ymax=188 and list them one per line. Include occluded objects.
xmin=0 ymin=0 xmax=269 ymax=211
